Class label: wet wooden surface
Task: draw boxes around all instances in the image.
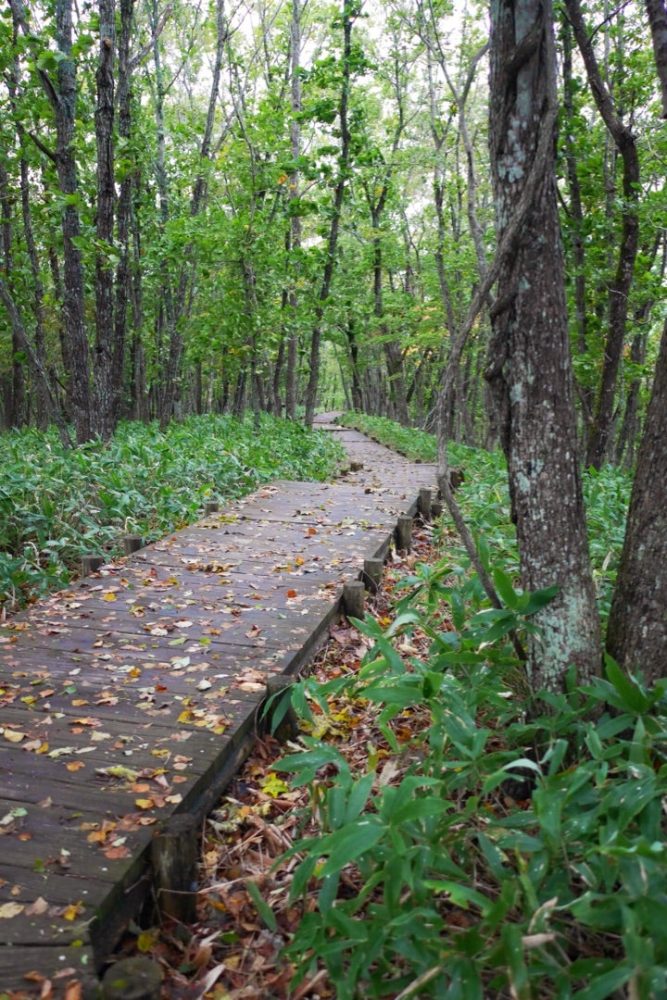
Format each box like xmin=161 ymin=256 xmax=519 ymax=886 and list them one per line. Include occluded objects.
xmin=0 ymin=414 xmax=437 ymax=993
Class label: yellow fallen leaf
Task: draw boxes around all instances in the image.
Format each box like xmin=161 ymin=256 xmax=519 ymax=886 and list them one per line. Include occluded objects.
xmin=135 ymin=798 xmax=155 ymax=810
xmin=63 ymin=901 xmax=84 ymax=921
xmin=137 ymin=929 xmax=159 ymax=953
xmin=4 ymin=730 xmax=25 ymax=743
xmin=102 ymin=592 xmax=117 ymax=602
xmin=0 ymin=902 xmax=24 ymax=918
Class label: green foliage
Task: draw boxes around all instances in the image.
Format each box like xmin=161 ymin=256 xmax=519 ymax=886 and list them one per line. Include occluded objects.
xmin=0 ymin=414 xmax=343 ymax=608
xmin=340 ymin=412 xmax=631 ymax=628
xmin=274 ymin=559 xmax=667 ymax=998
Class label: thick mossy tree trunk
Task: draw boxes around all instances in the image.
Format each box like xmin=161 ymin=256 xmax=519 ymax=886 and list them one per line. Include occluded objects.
xmin=486 ymin=0 xmax=600 ymax=692
xmin=606 ymin=318 xmax=667 ymax=682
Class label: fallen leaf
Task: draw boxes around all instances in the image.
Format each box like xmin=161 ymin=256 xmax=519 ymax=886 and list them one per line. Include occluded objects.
xmin=4 ymin=729 xmax=26 ymax=744
xmin=0 ymin=901 xmax=24 ymax=918
xmin=62 ymin=901 xmax=84 ymax=921
xmin=25 ymin=897 xmax=49 ymax=916
xmin=104 ymin=845 xmax=131 ymax=860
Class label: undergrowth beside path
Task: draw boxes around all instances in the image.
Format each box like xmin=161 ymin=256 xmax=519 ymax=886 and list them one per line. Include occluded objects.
xmin=340 ymin=412 xmax=631 ymax=626
xmin=0 ymin=414 xmax=343 ymax=609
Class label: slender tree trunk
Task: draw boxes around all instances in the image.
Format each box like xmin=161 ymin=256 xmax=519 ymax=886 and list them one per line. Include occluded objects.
xmin=566 ymin=0 xmax=640 ymax=469
xmin=9 ymin=0 xmax=92 ymax=439
xmin=55 ymin=0 xmax=92 ymax=441
xmin=645 ymin=0 xmax=667 ymax=117
xmin=0 ymin=161 xmax=25 ymax=428
xmin=346 ymin=319 xmax=363 ymax=410
xmin=93 ymin=0 xmax=116 ymax=440
xmin=159 ymin=0 xmax=226 ymax=428
xmin=273 ymin=330 xmax=286 ymax=415
xmin=112 ymin=0 xmax=135 ymax=427
xmin=303 ymin=0 xmax=354 ymax=428
xmin=607 ymin=317 xmax=667 ymax=681
xmin=561 ymin=21 xmax=591 ymax=357
xmin=18 ymin=160 xmax=51 ymax=429
xmin=285 ymin=0 xmax=302 ymax=420
xmin=486 ymin=0 xmax=600 ymax=691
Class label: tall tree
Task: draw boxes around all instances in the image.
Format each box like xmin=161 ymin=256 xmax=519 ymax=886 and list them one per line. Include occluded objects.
xmin=93 ymin=0 xmax=117 ymax=440
xmin=566 ymin=0 xmax=640 ymax=469
xmin=303 ymin=0 xmax=356 ymax=428
xmin=486 ymin=0 xmax=600 ymax=690
xmin=9 ymin=0 xmax=93 ymax=442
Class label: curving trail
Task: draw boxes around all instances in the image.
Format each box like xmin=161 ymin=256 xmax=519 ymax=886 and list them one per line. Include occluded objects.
xmin=0 ymin=415 xmax=437 ymax=994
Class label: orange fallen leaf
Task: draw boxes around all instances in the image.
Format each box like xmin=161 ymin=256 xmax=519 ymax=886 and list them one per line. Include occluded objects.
xmin=104 ymin=845 xmax=131 ymax=860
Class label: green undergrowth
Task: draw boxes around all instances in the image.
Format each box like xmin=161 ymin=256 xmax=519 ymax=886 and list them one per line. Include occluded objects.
xmin=341 ymin=412 xmax=630 ymax=624
xmin=0 ymin=413 xmax=343 ymax=609
xmin=273 ymin=566 xmax=667 ymax=998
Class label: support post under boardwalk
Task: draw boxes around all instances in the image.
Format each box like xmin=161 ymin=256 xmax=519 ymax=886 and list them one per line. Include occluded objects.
xmin=363 ymin=557 xmax=384 ymax=593
xmin=395 ymin=515 xmax=412 ymax=553
xmin=204 ymin=501 xmax=219 ymax=514
xmin=151 ymin=814 xmax=199 ymax=923
xmin=343 ymin=580 xmax=365 ymax=619
xmin=418 ymin=488 xmax=432 ymax=521
xmin=102 ymin=957 xmax=162 ymax=999
xmin=123 ymin=534 xmax=144 ymax=555
xmin=81 ymin=554 xmax=104 ymax=575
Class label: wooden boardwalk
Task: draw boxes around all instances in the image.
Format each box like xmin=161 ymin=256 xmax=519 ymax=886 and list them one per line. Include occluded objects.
xmin=0 ymin=416 xmax=437 ymax=994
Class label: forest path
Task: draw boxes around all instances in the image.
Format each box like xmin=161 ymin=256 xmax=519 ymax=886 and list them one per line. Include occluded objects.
xmin=0 ymin=414 xmax=437 ymax=995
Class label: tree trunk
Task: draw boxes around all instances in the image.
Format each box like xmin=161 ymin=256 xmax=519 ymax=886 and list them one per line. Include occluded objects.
xmin=486 ymin=0 xmax=600 ymax=691
xmin=645 ymin=0 xmax=667 ymax=117
xmin=55 ymin=0 xmax=92 ymax=441
xmin=606 ymin=317 xmax=667 ymax=681
xmin=345 ymin=319 xmax=363 ymax=410
xmin=112 ymin=0 xmax=135 ymax=428
xmin=303 ymin=0 xmax=354 ymax=428
xmin=93 ymin=0 xmax=116 ymax=440
xmin=566 ymin=0 xmax=640 ymax=470
xmin=285 ymin=0 xmax=302 ymax=421
xmin=0 ymin=161 xmax=25 ymax=429
xmin=159 ymin=0 xmax=226 ymax=428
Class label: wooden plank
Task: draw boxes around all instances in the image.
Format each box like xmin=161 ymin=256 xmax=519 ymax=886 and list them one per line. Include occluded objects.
xmin=0 ymin=944 xmax=98 ymax=993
